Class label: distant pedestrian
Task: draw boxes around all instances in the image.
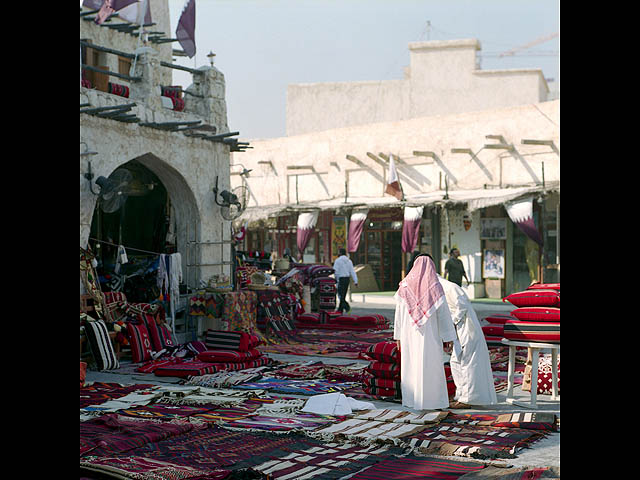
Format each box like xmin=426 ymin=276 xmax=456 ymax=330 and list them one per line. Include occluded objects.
xmin=333 ymin=248 xmax=358 ymax=314
xmin=444 ymin=248 xmax=469 ymax=287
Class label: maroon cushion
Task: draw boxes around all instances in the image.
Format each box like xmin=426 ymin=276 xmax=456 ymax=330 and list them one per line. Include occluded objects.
xmin=511 ymin=307 xmax=561 ymax=322
xmin=297 ymin=313 xmax=321 ymax=324
xmin=197 ymin=348 xmax=261 ymax=363
xmin=362 ymin=385 xmax=401 ymax=398
xmin=527 ymin=283 xmax=560 ymax=291
xmin=365 ymin=360 xmax=400 ymax=379
xmin=503 ymin=320 xmax=560 ymax=343
xmin=482 ymin=325 xmax=504 ymax=337
xmin=153 ymin=361 xmax=217 ymax=378
xmin=126 ymin=322 xmax=153 ymax=363
xmin=363 ymin=341 xmax=400 ymax=363
xmin=483 ymin=314 xmax=516 ymax=324
xmin=363 ymin=375 xmax=401 ymax=391
xmin=503 ymin=289 xmax=560 ymax=308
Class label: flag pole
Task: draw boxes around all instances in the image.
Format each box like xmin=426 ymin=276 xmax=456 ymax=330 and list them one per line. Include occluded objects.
xmin=131 ymin=0 xmax=149 ymax=74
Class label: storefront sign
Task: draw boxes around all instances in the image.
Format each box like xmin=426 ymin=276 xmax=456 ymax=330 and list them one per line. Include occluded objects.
xmin=331 ymin=216 xmax=347 ymax=261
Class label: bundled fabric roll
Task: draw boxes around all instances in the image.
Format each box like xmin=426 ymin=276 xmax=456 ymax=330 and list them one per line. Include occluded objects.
xmin=204 ymin=329 xmax=262 ymax=352
xmin=362 ymin=342 xmax=402 ymax=399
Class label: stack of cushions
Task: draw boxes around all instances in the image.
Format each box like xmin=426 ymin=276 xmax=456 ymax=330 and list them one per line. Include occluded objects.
xmin=503 ymin=283 xmax=560 ymax=343
xmin=153 ymin=330 xmax=269 ymax=378
xmin=362 ymin=341 xmax=401 ymax=399
xmin=296 ymin=313 xmax=389 ymax=331
xmin=125 ymin=304 xmax=176 ymax=364
xmin=198 ymin=329 xmax=269 ymax=370
xmin=160 ymin=85 xmax=185 ymax=112
xmin=305 ymin=265 xmax=337 ymax=311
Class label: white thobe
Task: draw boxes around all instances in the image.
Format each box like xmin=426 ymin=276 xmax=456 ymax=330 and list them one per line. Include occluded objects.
xmin=439 ymin=276 xmax=497 ymax=406
xmin=393 ymin=292 xmax=457 ymax=410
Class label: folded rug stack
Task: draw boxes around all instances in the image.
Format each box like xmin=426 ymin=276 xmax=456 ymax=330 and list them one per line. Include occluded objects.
xmin=296 ymin=313 xmax=389 ymax=331
xmin=503 ymin=283 xmax=560 ymax=344
xmin=362 ymin=341 xmax=401 ymax=399
xmin=152 ymin=330 xmax=269 ymax=378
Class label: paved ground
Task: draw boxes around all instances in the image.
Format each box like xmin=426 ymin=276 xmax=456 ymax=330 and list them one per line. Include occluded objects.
xmin=84 ymin=297 xmax=559 ymax=471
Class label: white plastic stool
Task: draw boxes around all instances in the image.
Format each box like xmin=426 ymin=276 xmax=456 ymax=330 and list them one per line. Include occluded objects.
xmin=501 ymin=338 xmax=560 ymax=409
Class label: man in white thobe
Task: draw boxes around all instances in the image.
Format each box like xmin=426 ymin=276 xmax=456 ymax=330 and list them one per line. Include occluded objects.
xmin=439 ymin=275 xmax=497 ymax=407
xmin=393 ymin=255 xmax=457 ymax=410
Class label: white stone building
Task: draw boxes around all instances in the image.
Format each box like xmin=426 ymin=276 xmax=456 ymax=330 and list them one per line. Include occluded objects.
xmin=231 ymin=39 xmax=559 ymax=298
xmin=80 ymin=1 xmax=240 ymax=324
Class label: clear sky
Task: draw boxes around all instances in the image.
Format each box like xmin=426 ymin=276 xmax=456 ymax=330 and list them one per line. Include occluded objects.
xmin=167 ymin=0 xmax=559 ymax=140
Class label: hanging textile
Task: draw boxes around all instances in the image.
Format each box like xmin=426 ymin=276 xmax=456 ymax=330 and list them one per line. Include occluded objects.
xmin=505 ymin=196 xmax=543 ymax=246
xmin=402 ymin=206 xmax=424 ymax=253
xmin=296 ymin=211 xmax=319 ymax=254
xmin=80 ymin=246 xmax=106 ymax=319
xmin=347 ymin=210 xmax=368 ymax=253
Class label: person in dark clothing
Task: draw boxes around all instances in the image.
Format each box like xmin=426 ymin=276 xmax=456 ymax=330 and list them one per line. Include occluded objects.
xmin=444 ymin=248 xmax=469 ymax=287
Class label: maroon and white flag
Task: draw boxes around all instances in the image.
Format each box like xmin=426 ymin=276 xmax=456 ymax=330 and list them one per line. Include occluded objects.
xmin=176 ymin=0 xmax=197 ymax=58
xmin=89 ymin=0 xmax=138 ymax=25
xmin=296 ymin=211 xmax=319 ymax=255
xmin=505 ymin=196 xmax=543 ymax=246
xmin=347 ymin=210 xmax=368 ymax=253
xmin=402 ymin=206 xmax=424 ymax=253
xmin=385 ymin=155 xmax=403 ymax=201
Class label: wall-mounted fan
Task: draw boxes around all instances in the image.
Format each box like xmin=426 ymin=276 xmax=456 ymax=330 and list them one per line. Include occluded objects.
xmin=213 ymin=176 xmax=247 ymax=220
xmin=94 ymin=168 xmax=153 ymax=213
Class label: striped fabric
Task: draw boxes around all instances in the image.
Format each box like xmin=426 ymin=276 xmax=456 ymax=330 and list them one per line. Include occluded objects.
xmin=252 ymin=442 xmax=402 ymax=480
xmin=311 ymin=418 xmax=428 ymax=442
xmin=363 ymin=341 xmax=400 ymax=363
xmin=126 ymin=322 xmax=154 ymax=363
xmin=348 ymin=455 xmax=486 ymax=479
xmin=503 ymin=320 xmax=560 ymax=343
xmin=362 ymin=385 xmax=401 ymax=399
xmin=365 ymin=360 xmax=400 ymax=379
xmin=363 ymin=376 xmax=401 ymax=391
xmin=205 ymin=330 xmax=252 ymax=351
xmin=352 ymin=409 xmax=448 ymax=425
xmin=84 ymin=320 xmax=119 ymax=371
xmin=153 ymin=356 xmax=270 ymax=379
xmin=197 ymin=348 xmax=262 ymax=363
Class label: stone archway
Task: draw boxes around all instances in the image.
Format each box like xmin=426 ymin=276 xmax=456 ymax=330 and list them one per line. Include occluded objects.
xmin=86 ymin=152 xmax=201 ymax=292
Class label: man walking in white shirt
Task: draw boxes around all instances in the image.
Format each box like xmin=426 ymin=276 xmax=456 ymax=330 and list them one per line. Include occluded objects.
xmin=333 ymin=248 xmax=358 ymax=313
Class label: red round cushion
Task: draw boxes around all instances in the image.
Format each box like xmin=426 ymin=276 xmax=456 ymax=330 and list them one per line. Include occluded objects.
xmin=511 ymin=307 xmax=560 ymax=322
xmin=503 ymin=289 xmax=560 ymax=308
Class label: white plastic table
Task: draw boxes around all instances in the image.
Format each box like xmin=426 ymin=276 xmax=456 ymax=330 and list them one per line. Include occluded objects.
xmin=501 ymin=338 xmax=560 ymax=409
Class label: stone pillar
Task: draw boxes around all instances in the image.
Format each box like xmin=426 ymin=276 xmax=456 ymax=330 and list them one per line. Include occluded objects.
xmin=185 ymin=66 xmax=229 ymax=131
xmin=129 ymin=46 xmax=162 ymax=110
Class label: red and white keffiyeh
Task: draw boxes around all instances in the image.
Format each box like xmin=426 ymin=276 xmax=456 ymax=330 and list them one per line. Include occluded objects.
xmin=396 ymin=255 xmax=445 ymax=328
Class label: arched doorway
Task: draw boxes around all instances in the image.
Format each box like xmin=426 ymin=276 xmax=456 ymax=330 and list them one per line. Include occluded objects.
xmin=88 ymin=155 xmax=200 ymax=302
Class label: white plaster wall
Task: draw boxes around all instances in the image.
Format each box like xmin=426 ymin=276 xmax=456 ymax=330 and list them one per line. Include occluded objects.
xmin=233 ymin=100 xmax=559 ymax=204
xmin=286 ymin=39 xmax=549 ymax=136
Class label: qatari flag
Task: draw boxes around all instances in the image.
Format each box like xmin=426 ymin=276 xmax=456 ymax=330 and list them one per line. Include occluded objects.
xmin=402 ymin=206 xmax=424 ymax=253
xmin=176 ymin=0 xmax=196 ymax=58
xmin=505 ymin=196 xmax=543 ymax=246
xmin=90 ymin=0 xmax=138 ymax=25
xmin=347 ymin=210 xmax=368 ymax=253
xmin=296 ymin=211 xmax=319 ymax=256
xmin=385 ymin=154 xmax=403 ymax=201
